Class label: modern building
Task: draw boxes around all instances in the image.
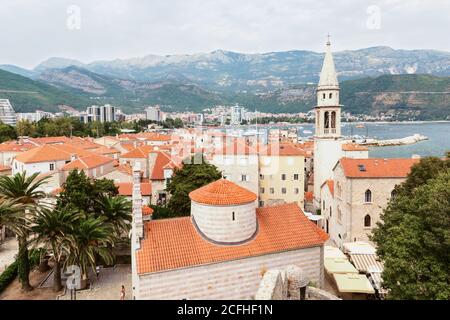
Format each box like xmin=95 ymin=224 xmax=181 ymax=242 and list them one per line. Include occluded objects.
xmin=16 ymin=110 xmax=54 ymax=123
xmin=146 ymin=106 xmax=162 ymax=122
xmin=230 ymin=105 xmax=245 ymax=125
xmin=80 ymin=104 xmax=117 ymax=123
xmin=131 ymin=177 xmax=328 ymax=299
xmin=0 ymin=99 xmax=17 ymax=126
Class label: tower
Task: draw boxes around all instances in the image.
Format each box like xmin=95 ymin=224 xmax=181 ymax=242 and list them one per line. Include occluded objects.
xmin=314 ymin=36 xmax=341 ymax=139
xmin=313 ymin=36 xmax=344 ymax=209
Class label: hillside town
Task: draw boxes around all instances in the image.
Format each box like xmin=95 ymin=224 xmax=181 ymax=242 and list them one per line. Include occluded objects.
xmin=0 ymin=39 xmax=448 ymax=302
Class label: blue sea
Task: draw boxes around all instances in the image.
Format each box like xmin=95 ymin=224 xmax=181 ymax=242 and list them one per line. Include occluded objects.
xmin=296 ymin=121 xmax=450 ymax=158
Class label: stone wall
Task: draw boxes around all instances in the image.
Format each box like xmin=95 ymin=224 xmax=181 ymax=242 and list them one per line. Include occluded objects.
xmin=136 ymin=246 xmax=323 ymax=300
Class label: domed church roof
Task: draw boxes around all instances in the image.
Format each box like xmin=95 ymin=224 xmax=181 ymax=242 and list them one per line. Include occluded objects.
xmin=189 ymin=179 xmax=257 ymax=206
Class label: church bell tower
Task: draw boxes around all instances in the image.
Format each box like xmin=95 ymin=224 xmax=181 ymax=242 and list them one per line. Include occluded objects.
xmin=314 ymin=36 xmax=341 ymax=139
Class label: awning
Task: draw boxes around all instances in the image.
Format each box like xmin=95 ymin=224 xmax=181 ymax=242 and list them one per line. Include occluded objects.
xmin=342 ymin=241 xmax=376 ymax=255
xmin=324 ymin=246 xmax=347 ymax=259
xmin=368 ymin=272 xmax=388 ymax=295
xmin=333 ymin=273 xmax=375 ymax=294
xmin=325 ymin=258 xmax=359 ymax=274
xmin=349 ymin=254 xmax=383 ymax=273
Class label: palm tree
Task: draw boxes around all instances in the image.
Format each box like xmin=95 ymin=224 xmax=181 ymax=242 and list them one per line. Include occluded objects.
xmin=96 ymin=196 xmax=132 ymax=237
xmin=32 ymin=206 xmax=79 ymax=292
xmin=0 ymin=172 xmax=49 ymax=291
xmin=65 ymin=216 xmax=114 ymax=289
xmin=0 ymin=197 xmax=28 ymax=239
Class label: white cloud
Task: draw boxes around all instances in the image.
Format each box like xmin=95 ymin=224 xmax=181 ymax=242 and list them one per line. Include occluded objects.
xmin=0 ymin=0 xmax=449 ymax=68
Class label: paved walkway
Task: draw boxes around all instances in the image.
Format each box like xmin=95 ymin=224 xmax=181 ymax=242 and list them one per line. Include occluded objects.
xmin=0 ymin=237 xmax=18 ymax=273
xmin=58 ymin=264 xmax=132 ymax=300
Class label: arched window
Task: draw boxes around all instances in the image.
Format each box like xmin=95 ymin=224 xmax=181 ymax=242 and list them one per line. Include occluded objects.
xmin=331 ymin=111 xmax=336 ymax=129
xmin=322 ymin=93 xmax=326 ymax=99
xmin=364 ymin=214 xmax=371 ymax=227
xmin=324 ymin=111 xmax=330 ymax=128
xmin=329 ymin=93 xmax=332 ymax=99
xmin=391 ymin=189 xmax=397 ymax=199
xmin=323 ymin=200 xmax=325 ymax=210
xmin=365 ymin=189 xmax=372 ymax=203
xmin=337 ymin=182 xmax=342 ymax=198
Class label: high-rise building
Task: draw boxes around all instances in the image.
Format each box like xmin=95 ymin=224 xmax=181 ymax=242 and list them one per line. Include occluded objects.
xmin=230 ymin=104 xmax=245 ymax=125
xmin=146 ymin=106 xmax=162 ymax=122
xmin=0 ymin=99 xmax=17 ymax=126
xmin=81 ymin=104 xmax=117 ymax=123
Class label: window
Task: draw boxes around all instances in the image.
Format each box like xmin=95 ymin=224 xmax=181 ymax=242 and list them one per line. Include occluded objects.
xmin=270 ymin=188 xmax=274 ymax=194
xmin=281 ymin=188 xmax=287 ymax=194
xmin=49 ymin=163 xmax=54 ymax=171
xmin=337 ymin=182 xmax=343 ymax=198
xmin=364 ymin=214 xmax=371 ymax=227
xmin=241 ymin=174 xmax=248 ymax=182
xmin=232 ymin=212 xmax=235 ymax=221
xmin=294 ymin=188 xmax=299 ymax=194
xmin=391 ymin=189 xmax=397 ymax=199
xmin=260 ymin=174 xmax=264 ymax=180
xmin=322 ymin=93 xmax=326 ymax=99
xmin=337 ymin=206 xmax=342 ymax=222
xmin=323 ymin=200 xmax=325 ymax=210
xmin=281 ymin=174 xmax=286 ymax=181
xmin=358 ymin=164 xmax=366 ymax=172
xmin=329 ymin=93 xmax=333 ymax=99
xmin=365 ymin=189 xmax=372 ymax=203
xmin=293 ymin=174 xmax=299 ymax=180
xmin=259 ymin=201 xmax=264 ymax=207
xmin=329 ymin=206 xmax=332 ymax=217
xmin=260 ymin=187 xmax=265 ymax=194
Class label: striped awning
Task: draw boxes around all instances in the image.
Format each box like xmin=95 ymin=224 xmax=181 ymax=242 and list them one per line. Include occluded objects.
xmin=349 ymin=254 xmax=383 ymax=273
xmin=368 ymin=272 xmax=388 ymax=295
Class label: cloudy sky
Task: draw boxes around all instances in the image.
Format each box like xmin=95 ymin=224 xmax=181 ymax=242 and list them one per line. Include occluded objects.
xmin=1 ymin=0 xmax=449 ymax=68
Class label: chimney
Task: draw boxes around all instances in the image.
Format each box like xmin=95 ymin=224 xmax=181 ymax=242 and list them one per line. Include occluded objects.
xmin=132 ymin=162 xmax=144 ymax=240
xmin=71 ymin=154 xmax=77 ymax=161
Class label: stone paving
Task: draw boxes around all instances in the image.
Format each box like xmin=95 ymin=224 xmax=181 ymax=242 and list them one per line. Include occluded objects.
xmin=0 ymin=237 xmax=18 ymax=273
xmin=58 ymin=264 xmax=132 ymax=300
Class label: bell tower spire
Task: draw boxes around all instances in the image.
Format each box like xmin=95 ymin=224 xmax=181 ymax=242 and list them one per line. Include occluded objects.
xmin=314 ymin=36 xmax=341 ymax=138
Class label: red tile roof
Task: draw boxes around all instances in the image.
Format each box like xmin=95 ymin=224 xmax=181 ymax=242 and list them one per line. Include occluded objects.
xmin=150 ymin=151 xmax=175 ymax=180
xmin=189 ymin=179 xmax=257 ymax=205
xmin=305 ymin=191 xmax=314 ymax=202
xmin=262 ymin=143 xmax=306 ymax=156
xmin=136 ymin=203 xmax=328 ymax=274
xmin=341 ymin=143 xmax=369 ymax=152
xmin=325 ymin=180 xmax=334 ymax=196
xmin=0 ymin=141 xmax=36 ymax=152
xmin=121 ymin=145 xmax=154 ymax=158
xmin=338 ymin=158 xmax=419 ymax=178
xmin=142 ymin=205 xmax=154 ymax=216
xmin=61 ymin=154 xmax=114 ymax=171
xmin=116 ymin=182 xmax=152 ymax=196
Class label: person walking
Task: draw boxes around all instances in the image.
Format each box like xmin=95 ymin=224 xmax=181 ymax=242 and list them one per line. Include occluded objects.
xmin=120 ymin=285 xmax=126 ymax=300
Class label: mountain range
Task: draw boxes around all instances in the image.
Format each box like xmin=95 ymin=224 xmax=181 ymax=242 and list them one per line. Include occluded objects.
xmin=1 ymin=46 xmax=450 ymax=120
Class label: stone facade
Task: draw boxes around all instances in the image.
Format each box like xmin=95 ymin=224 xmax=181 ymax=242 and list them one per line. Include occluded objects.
xmin=191 ymin=200 xmax=257 ymax=243
xmin=136 ymin=246 xmax=324 ymax=300
xmin=329 ymin=163 xmax=405 ymax=247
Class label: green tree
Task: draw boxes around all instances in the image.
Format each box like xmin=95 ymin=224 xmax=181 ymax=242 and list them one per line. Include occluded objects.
xmin=15 ymin=119 xmax=36 ymax=137
xmin=32 ymin=206 xmax=79 ymax=292
xmin=0 ymin=122 xmax=17 ymax=143
xmin=371 ymin=157 xmax=450 ymax=300
xmin=65 ymin=216 xmax=114 ymax=289
xmin=57 ymin=170 xmax=118 ymax=214
xmin=95 ymin=196 xmax=132 ymax=237
xmin=0 ymin=172 xmax=49 ymax=291
xmin=166 ymin=154 xmax=222 ymax=217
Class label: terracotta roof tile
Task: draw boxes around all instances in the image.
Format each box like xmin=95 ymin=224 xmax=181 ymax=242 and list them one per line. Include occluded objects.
xmin=262 ymin=143 xmax=306 ymax=156
xmin=341 ymin=143 xmax=369 ymax=152
xmin=121 ymin=145 xmax=154 ymax=158
xmin=0 ymin=141 xmax=36 ymax=152
xmin=136 ymin=203 xmax=328 ymax=274
xmin=189 ymin=179 xmax=257 ymax=205
xmin=116 ymin=182 xmax=152 ymax=196
xmin=305 ymin=191 xmax=314 ymax=202
xmin=338 ymin=158 xmax=419 ymax=178
xmin=150 ymin=151 xmax=174 ymax=180
xmin=61 ymin=154 xmax=114 ymax=171
xmin=142 ymin=205 xmax=154 ymax=216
